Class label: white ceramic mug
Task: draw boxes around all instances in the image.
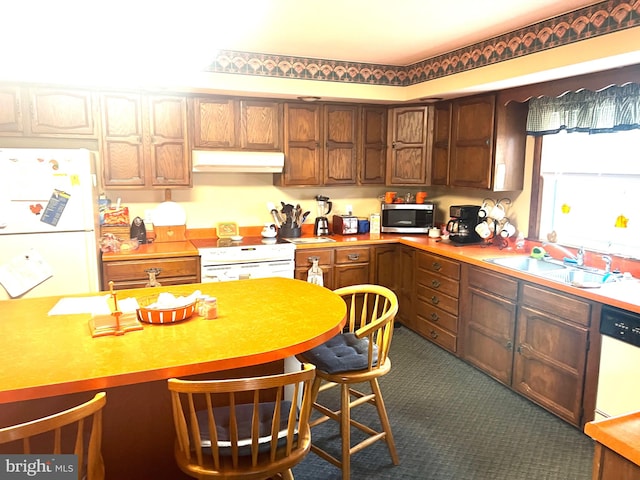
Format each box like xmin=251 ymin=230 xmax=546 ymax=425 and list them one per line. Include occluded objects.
xmin=475 ymin=221 xmax=492 ymax=239
xmin=500 ymin=221 xmax=516 ymax=238
xmin=489 ymin=203 xmax=506 ymax=221
xmin=478 ymin=201 xmax=492 ymax=219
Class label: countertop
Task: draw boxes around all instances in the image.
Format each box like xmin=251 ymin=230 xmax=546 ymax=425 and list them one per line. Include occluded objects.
xmin=102 ymin=232 xmax=640 ymax=313
xmin=0 ymin=277 xmax=346 ymax=404
xmin=585 ymin=412 xmax=640 ymax=467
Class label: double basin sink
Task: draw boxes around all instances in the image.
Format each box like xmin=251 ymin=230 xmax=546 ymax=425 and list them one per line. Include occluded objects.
xmin=484 ymin=255 xmax=615 ymax=288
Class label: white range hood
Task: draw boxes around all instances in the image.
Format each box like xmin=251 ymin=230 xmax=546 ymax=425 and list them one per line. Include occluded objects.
xmin=192 ymin=150 xmax=284 ymax=173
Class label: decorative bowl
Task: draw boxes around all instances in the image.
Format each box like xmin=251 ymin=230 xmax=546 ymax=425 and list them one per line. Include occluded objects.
xmin=136 ymin=294 xmax=196 ymax=324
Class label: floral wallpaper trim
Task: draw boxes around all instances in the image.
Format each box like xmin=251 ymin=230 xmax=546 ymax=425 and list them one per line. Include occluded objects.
xmin=205 ymin=0 xmax=640 ymax=87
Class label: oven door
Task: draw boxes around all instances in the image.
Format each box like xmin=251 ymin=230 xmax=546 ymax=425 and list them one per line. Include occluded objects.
xmin=202 ymin=260 xmax=294 ymax=282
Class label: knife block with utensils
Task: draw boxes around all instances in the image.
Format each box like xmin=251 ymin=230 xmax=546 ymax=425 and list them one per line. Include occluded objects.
xmin=278 ymin=226 xmax=301 ymax=238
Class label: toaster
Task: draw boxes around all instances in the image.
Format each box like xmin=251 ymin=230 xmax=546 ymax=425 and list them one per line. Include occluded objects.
xmin=332 ymin=215 xmax=359 ymax=235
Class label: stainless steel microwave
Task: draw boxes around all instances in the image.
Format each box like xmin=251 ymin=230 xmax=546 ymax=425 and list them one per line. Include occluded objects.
xmin=381 ymin=203 xmax=435 ymax=233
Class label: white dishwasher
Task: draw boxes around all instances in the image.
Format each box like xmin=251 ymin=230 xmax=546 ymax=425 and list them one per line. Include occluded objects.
xmin=595 ymin=305 xmax=640 ymax=420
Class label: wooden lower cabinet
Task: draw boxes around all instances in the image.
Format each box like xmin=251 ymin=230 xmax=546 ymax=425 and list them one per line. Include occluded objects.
xmin=460 ymin=264 xmax=593 ymax=427
xmin=395 ymin=245 xmax=415 ymax=327
xmin=414 ymin=251 xmax=460 ymax=353
xmin=102 ymin=256 xmax=200 ymax=290
xmin=294 ymin=246 xmax=371 ymax=290
xmin=460 ymin=266 xmax=518 ymax=384
xmin=372 ymin=244 xmax=397 ymax=291
xmin=591 ymin=443 xmax=640 ymax=480
xmin=514 ymin=283 xmax=591 ymax=426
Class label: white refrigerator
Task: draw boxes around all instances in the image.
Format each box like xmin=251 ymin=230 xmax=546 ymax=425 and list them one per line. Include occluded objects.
xmin=0 ymin=148 xmax=100 ymax=300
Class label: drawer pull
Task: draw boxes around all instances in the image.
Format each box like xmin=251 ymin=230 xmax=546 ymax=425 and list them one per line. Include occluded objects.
xmin=347 ymin=254 xmax=360 ymax=261
xmin=430 ymin=312 xmax=439 ymax=322
xmin=431 ymin=295 xmax=440 ymax=305
xmin=307 ymin=256 xmax=320 ymax=264
xmin=431 ymin=279 xmax=441 ymax=288
xmin=429 ymin=330 xmax=439 ymax=339
xmin=432 ymin=262 xmax=442 ymax=271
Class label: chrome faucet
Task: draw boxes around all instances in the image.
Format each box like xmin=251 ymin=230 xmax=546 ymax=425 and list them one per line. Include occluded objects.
xmin=541 ymin=243 xmax=584 ymax=266
xmin=602 ymin=255 xmax=612 ymax=273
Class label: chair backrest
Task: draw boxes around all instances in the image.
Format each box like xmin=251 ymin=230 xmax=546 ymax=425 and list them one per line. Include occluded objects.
xmin=334 ymin=284 xmax=399 ymax=371
xmin=168 ymin=363 xmax=316 ymax=479
xmin=0 ymin=392 xmax=106 ymax=480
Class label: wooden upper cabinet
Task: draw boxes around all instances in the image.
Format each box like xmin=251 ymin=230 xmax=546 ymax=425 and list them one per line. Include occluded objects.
xmin=0 ymin=86 xmax=97 ymax=138
xmin=240 ymin=99 xmax=282 ymax=150
xmin=447 ymin=93 xmax=527 ymax=191
xmin=278 ymin=103 xmax=322 ymax=186
xmin=100 ymin=92 xmax=145 ymax=187
xmin=387 ymin=105 xmax=433 ymax=185
xmin=101 ymin=92 xmax=190 ymax=188
xmin=324 ymin=104 xmax=358 ymax=185
xmin=449 ymin=95 xmax=496 ymax=189
xmin=431 ymin=102 xmax=452 ymax=186
xmin=191 ymin=97 xmax=237 ymax=148
xmin=190 ymin=97 xmax=281 ymax=151
xmin=0 ymin=86 xmax=23 ymax=135
xmin=360 ymin=106 xmax=387 ymax=184
xmin=146 ymin=95 xmax=190 ymax=187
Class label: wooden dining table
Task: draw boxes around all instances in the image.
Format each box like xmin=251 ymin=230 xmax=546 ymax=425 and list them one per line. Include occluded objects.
xmin=0 ymin=277 xmax=346 ymax=479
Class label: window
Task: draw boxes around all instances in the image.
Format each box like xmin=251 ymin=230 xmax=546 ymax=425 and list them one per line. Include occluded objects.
xmin=538 ymin=129 xmax=640 ymax=258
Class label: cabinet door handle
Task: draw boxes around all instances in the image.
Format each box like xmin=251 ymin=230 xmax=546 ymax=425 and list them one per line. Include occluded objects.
xmin=347 ymin=254 xmax=360 ymax=261
xmin=431 ymin=295 xmax=439 ymax=305
xmin=432 ymin=262 xmax=442 ymax=271
xmin=430 ymin=312 xmax=439 ymax=322
xmin=429 ymin=330 xmax=439 ymax=339
xmin=431 ymin=279 xmax=441 ymax=288
xmin=392 ymin=141 xmax=396 ymax=149
xmin=505 ymin=341 xmax=513 ymax=350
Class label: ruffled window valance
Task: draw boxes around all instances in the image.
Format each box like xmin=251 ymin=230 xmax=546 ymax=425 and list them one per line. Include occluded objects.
xmin=526 ymin=83 xmax=640 ymax=136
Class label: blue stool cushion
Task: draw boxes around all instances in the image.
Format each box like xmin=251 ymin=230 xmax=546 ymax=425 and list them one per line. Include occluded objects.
xmin=300 ymin=332 xmax=377 ymax=374
xmin=196 ymin=401 xmax=294 ymax=456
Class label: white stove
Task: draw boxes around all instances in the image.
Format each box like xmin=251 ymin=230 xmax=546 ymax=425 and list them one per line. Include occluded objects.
xmin=192 ymin=237 xmax=296 ymax=282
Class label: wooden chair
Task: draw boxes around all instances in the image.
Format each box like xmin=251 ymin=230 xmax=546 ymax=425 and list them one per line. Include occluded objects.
xmin=297 ymin=284 xmax=399 ymax=480
xmin=167 ymin=363 xmax=316 ymax=480
xmin=0 ymin=392 xmax=107 ymax=480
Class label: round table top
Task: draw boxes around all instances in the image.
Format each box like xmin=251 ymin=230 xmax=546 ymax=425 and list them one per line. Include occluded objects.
xmin=0 ymin=277 xmax=346 ymax=403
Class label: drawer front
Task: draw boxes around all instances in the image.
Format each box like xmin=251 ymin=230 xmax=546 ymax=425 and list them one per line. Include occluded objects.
xmin=467 ymin=265 xmax=518 ymax=300
xmin=415 ymin=318 xmax=457 ymax=353
xmin=110 ymin=276 xmax=200 ymax=290
xmin=294 ymin=249 xmax=333 ymax=267
xmin=416 ymin=298 xmax=458 ymax=333
xmin=334 ymin=246 xmax=370 ymax=264
xmin=103 ymin=257 xmax=200 ymax=282
xmin=416 ymin=269 xmax=459 ymax=298
xmin=416 ymin=284 xmax=458 ymax=316
xmin=520 ymin=283 xmax=591 ymax=327
xmin=417 ymin=251 xmax=460 ymax=279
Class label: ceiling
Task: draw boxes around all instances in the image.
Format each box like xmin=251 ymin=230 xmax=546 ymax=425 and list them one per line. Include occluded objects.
xmin=204 ymin=0 xmax=601 ymax=65
xmin=2 ymin=0 xmax=634 ymax=98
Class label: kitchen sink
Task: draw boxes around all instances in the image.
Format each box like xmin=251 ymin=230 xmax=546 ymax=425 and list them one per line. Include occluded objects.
xmin=484 ymin=256 xmax=567 ymax=273
xmin=484 ymin=255 xmax=614 ymax=288
xmin=541 ymin=269 xmax=609 ymax=287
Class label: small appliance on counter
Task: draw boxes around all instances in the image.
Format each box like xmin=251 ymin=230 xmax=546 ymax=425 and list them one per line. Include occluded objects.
xmin=381 ymin=202 xmax=435 ymax=233
xmin=314 ymin=195 xmax=332 ymax=236
xmin=333 ymin=215 xmax=359 ymax=235
xmin=446 ymin=205 xmax=483 ymax=244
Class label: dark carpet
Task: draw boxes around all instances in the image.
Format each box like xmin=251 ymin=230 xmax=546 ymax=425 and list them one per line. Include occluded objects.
xmin=292 ymin=327 xmax=595 ymax=480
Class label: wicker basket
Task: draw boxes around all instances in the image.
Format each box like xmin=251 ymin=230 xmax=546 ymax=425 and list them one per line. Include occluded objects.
xmin=136 ymin=294 xmax=196 ymax=324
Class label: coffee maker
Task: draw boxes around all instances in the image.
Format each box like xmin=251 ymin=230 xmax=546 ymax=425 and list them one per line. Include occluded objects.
xmin=314 ymin=195 xmax=332 ymax=236
xmin=446 ymin=205 xmax=483 ymax=244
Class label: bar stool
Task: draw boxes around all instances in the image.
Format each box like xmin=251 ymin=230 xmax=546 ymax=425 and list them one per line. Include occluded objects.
xmin=0 ymin=392 xmax=107 ymax=480
xmin=167 ymin=364 xmax=316 ymax=479
xmin=297 ymin=284 xmax=399 ymax=480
